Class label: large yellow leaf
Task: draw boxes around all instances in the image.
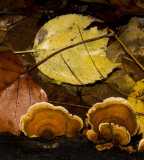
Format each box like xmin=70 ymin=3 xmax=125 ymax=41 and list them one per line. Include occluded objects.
xmin=128 ymin=79 xmax=144 ymax=136
xmin=34 ymin=14 xmax=119 ymax=85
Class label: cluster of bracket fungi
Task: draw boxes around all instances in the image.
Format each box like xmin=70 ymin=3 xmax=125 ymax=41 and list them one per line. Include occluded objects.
xmin=20 ymin=97 xmax=144 ymax=152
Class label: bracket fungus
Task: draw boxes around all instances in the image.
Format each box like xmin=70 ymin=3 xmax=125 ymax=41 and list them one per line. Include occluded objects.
xmin=112 ymin=125 xmax=130 ymax=146
xmin=20 ymin=102 xmax=83 ymax=138
xmin=87 ymin=130 xmax=98 ymax=143
xmin=138 ymin=139 xmax=144 ymax=152
xmin=86 ymin=97 xmax=138 ymax=145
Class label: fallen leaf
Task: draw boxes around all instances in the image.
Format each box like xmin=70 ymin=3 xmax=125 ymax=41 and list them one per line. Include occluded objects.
xmin=0 ymin=51 xmax=48 ymax=135
xmin=8 ymin=15 xmax=41 ymax=51
xmin=127 ymin=79 xmax=144 ymax=137
xmin=0 ymin=0 xmax=25 ymax=11
xmin=109 ymin=0 xmax=144 ymax=16
xmin=107 ymin=17 xmax=144 ymax=62
xmin=122 ymin=55 xmax=144 ymax=81
xmin=34 ymin=14 xmax=119 ymax=85
xmin=106 ymin=66 xmax=135 ymax=94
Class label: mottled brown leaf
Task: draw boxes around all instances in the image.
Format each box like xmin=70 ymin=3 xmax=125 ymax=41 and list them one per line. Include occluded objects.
xmin=122 ymin=55 xmax=144 ymax=82
xmin=0 ymin=51 xmax=48 ymax=135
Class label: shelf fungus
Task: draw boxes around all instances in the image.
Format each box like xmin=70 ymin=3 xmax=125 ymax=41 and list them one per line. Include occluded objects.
xmin=138 ymin=139 xmax=144 ymax=152
xmin=86 ymin=97 xmax=138 ymax=146
xmin=112 ymin=125 xmax=130 ymax=146
xmin=87 ymin=130 xmax=98 ymax=143
xmin=20 ymin=102 xmax=83 ymax=138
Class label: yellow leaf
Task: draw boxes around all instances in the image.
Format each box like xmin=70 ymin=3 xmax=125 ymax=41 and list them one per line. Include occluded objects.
xmin=34 ymin=14 xmax=119 ymax=85
xmin=128 ymin=79 xmax=144 ymax=136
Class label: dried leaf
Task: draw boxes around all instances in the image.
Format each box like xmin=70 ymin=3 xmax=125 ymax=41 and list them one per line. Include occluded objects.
xmin=34 ymin=14 xmax=119 ymax=85
xmin=8 ymin=15 xmax=41 ymax=51
xmin=122 ymin=55 xmax=144 ymax=81
xmin=109 ymin=0 xmax=144 ymax=16
xmin=106 ymin=66 xmax=135 ymax=94
xmin=107 ymin=17 xmax=144 ymax=63
xmin=0 ymin=0 xmax=25 ymax=11
xmin=0 ymin=51 xmax=48 ymax=135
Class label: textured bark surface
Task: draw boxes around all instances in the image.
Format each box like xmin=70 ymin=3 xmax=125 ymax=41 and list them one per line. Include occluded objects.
xmin=0 ymin=133 xmax=144 ymax=160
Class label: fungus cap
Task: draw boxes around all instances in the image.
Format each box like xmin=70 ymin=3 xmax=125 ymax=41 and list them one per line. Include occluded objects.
xmin=138 ymin=139 xmax=144 ymax=152
xmin=87 ymin=97 xmax=138 ymax=136
xmin=112 ymin=125 xmax=130 ymax=146
xmin=137 ymin=120 xmax=143 ymax=135
xmin=65 ymin=115 xmax=83 ymax=138
xmin=99 ymin=122 xmax=113 ymax=142
xmin=87 ymin=130 xmax=98 ymax=143
xmin=20 ymin=102 xmax=83 ymax=138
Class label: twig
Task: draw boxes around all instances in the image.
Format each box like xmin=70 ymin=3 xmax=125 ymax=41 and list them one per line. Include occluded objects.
xmin=48 ymin=100 xmax=90 ymax=109
xmin=109 ymin=29 xmax=144 ymax=72
xmin=0 ymin=33 xmax=112 ymax=91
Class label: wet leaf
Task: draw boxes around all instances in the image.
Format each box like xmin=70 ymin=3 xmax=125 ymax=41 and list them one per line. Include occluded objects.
xmin=0 ymin=51 xmax=48 ymax=135
xmin=109 ymin=0 xmax=144 ymax=16
xmin=106 ymin=66 xmax=135 ymax=94
xmin=128 ymin=79 xmax=144 ymax=137
xmin=122 ymin=55 xmax=144 ymax=81
xmin=34 ymin=14 xmax=119 ymax=85
xmin=7 ymin=15 xmax=41 ymax=51
xmin=0 ymin=0 xmax=25 ymax=11
xmin=107 ymin=17 xmax=144 ymax=63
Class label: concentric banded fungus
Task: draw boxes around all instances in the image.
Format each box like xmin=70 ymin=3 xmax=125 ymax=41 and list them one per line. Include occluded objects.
xmin=20 ymin=102 xmax=83 ymax=138
xmin=87 ymin=130 xmax=98 ymax=143
xmin=65 ymin=115 xmax=83 ymax=138
xmin=87 ymin=97 xmax=138 ymax=137
xmin=99 ymin=122 xmax=113 ymax=142
xmin=112 ymin=125 xmax=130 ymax=146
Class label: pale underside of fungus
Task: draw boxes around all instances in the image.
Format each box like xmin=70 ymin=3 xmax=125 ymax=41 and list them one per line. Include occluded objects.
xmin=33 ymin=14 xmax=119 ymax=85
xmin=86 ymin=97 xmax=139 ymax=146
xmin=20 ymin=102 xmax=83 ymax=139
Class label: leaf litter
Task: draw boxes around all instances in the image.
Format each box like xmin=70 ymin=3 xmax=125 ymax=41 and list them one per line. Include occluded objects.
xmin=0 ymin=7 xmax=144 ymax=154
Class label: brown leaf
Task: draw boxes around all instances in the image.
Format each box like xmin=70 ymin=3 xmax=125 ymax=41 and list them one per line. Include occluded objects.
xmin=0 ymin=51 xmax=48 ymax=135
xmin=109 ymin=0 xmax=144 ymax=16
xmin=122 ymin=55 xmax=144 ymax=81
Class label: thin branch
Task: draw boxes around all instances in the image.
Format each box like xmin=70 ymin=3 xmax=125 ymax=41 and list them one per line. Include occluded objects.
xmin=0 ymin=33 xmax=112 ymax=91
xmin=78 ymin=27 xmax=128 ymax=98
xmin=48 ymin=100 xmax=90 ymax=109
xmin=109 ymin=29 xmax=144 ymax=72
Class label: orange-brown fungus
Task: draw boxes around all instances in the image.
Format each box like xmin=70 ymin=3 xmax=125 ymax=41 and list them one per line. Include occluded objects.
xmin=65 ymin=115 xmax=83 ymax=138
xmin=112 ymin=125 xmax=130 ymax=146
xmin=87 ymin=130 xmax=98 ymax=143
xmin=99 ymin=122 xmax=113 ymax=142
xmin=20 ymin=102 xmax=83 ymax=138
xmin=137 ymin=120 xmax=143 ymax=135
xmin=138 ymin=139 xmax=144 ymax=152
xmin=87 ymin=97 xmax=138 ymax=137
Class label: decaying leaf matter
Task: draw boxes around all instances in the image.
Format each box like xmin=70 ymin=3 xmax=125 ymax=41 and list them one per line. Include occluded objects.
xmin=0 ymin=51 xmax=48 ymax=135
xmin=34 ymin=14 xmax=119 ymax=85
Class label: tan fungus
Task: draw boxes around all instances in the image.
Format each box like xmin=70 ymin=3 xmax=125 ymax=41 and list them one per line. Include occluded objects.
xmin=20 ymin=102 xmax=83 ymax=138
xmin=87 ymin=97 xmax=138 ymax=136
